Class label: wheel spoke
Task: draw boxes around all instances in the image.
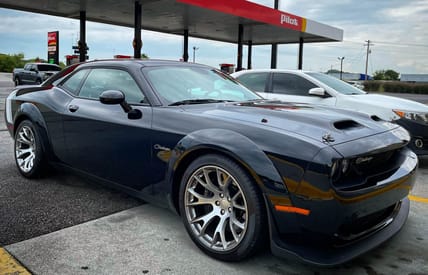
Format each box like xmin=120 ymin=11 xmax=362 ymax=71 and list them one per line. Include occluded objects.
xmin=213 ymin=215 xmax=229 ymax=249
xmin=187 ymin=187 xmax=215 ymax=206
xmin=194 ymin=172 xmax=219 ymax=194
xmin=191 ymin=209 xmax=217 ymax=225
xmin=233 ymin=202 xmax=246 ymax=211
xmin=229 ymin=218 xmax=239 ymax=242
xmin=231 ymin=215 xmax=245 ymax=230
xmin=16 ymin=148 xmax=32 ymax=158
xmin=218 ymin=170 xmax=232 ymax=191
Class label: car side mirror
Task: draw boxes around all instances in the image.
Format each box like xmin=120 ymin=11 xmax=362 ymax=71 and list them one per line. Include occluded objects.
xmin=308 ymin=87 xmax=326 ymax=97
xmin=99 ymin=90 xmax=142 ymax=119
xmin=100 ymin=90 xmax=125 ymax=105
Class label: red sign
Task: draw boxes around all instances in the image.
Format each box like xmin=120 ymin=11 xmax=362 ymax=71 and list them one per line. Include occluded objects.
xmin=177 ymin=0 xmax=306 ymax=32
xmin=48 ymin=31 xmax=58 ymax=47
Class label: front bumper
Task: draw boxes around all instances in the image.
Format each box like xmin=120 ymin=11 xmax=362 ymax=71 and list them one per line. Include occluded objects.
xmin=268 ymin=198 xmax=410 ymax=266
xmin=267 ymin=148 xmax=418 ymax=266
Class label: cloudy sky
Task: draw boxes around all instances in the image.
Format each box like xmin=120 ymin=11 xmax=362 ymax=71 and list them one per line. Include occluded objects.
xmin=0 ymin=0 xmax=427 ymax=74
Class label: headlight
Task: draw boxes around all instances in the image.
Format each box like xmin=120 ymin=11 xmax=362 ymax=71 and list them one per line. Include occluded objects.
xmin=393 ymin=109 xmax=428 ymax=123
xmin=330 ymin=158 xmax=351 ymax=180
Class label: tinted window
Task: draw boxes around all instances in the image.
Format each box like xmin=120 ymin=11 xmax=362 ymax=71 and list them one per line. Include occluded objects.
xmin=61 ymin=69 xmax=88 ymax=95
xmin=306 ymin=72 xmax=366 ymax=95
xmin=236 ymin=72 xmax=269 ymax=92
xmin=272 ymin=73 xmax=317 ymax=95
xmin=78 ymin=69 xmax=145 ymax=104
xmin=37 ymin=64 xmax=61 ymax=71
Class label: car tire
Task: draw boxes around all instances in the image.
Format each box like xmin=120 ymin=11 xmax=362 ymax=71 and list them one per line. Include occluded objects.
xmin=14 ymin=120 xmax=47 ymax=178
xmin=14 ymin=77 xmax=21 ymax=86
xmin=179 ymin=154 xmax=266 ymax=261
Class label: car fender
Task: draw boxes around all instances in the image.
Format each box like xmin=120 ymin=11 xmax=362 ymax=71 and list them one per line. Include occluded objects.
xmin=13 ymin=102 xmax=52 ymax=157
xmin=165 ymin=128 xmax=287 ymax=212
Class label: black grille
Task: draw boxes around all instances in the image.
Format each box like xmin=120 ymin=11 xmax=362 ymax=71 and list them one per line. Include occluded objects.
xmin=335 ymin=203 xmax=399 ymax=244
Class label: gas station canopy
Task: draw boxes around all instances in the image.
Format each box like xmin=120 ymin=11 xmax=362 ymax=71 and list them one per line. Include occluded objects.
xmin=0 ymin=0 xmax=343 ymax=45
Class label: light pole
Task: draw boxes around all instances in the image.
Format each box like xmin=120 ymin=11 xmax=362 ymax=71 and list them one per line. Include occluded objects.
xmin=192 ymin=46 xmax=199 ymax=63
xmin=338 ymin=56 xmax=345 ymax=80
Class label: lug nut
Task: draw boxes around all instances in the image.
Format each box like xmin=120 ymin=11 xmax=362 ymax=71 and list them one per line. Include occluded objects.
xmin=228 ymin=207 xmax=232 ymax=212
xmin=221 ymin=209 xmax=225 ymax=215
xmin=215 ymin=201 xmax=220 ymax=206
xmin=220 ymin=193 xmax=224 ymax=198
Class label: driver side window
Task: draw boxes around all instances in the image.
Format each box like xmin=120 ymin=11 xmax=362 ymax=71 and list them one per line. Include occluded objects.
xmin=78 ymin=69 xmax=145 ymax=104
xmin=272 ymin=73 xmax=317 ymax=96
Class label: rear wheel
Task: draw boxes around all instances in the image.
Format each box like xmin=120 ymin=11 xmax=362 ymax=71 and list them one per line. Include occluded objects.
xmin=14 ymin=77 xmax=21 ymax=86
xmin=179 ymin=154 xmax=266 ymax=261
xmin=14 ymin=120 xmax=46 ymax=178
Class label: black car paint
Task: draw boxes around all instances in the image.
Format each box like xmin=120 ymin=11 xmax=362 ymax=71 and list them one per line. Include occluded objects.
xmin=5 ymin=60 xmax=418 ymax=265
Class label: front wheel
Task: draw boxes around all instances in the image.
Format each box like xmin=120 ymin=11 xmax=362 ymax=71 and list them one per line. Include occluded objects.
xmin=14 ymin=77 xmax=21 ymax=86
xmin=14 ymin=120 xmax=46 ymax=178
xmin=179 ymin=154 xmax=266 ymax=261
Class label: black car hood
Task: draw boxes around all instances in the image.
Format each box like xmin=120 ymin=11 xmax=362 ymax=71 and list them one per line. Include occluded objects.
xmin=181 ymin=100 xmax=400 ymax=145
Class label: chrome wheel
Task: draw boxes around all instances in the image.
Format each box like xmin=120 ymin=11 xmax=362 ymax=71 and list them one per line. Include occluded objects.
xmin=184 ymin=165 xmax=248 ymax=252
xmin=15 ymin=125 xmax=36 ymax=173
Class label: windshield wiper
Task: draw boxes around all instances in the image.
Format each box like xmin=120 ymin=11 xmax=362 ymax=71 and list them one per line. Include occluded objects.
xmin=169 ymin=99 xmax=231 ymax=106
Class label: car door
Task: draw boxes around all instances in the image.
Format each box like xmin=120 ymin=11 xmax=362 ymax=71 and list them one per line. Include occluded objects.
xmin=21 ymin=64 xmax=32 ymax=83
xmin=234 ymin=72 xmax=271 ymax=98
xmin=265 ymin=72 xmax=337 ymax=106
xmin=61 ymin=67 xmax=154 ymax=191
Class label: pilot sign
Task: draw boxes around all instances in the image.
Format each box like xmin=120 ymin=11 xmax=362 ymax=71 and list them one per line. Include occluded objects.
xmin=47 ymin=31 xmax=59 ymax=65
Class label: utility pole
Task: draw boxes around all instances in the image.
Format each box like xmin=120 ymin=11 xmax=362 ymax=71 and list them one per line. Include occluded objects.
xmin=338 ymin=56 xmax=345 ymax=80
xmin=364 ymin=40 xmax=373 ymax=80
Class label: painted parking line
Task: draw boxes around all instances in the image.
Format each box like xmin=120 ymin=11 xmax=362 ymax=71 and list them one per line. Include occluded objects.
xmin=0 ymin=247 xmax=31 ymax=275
xmin=409 ymin=195 xmax=428 ymax=204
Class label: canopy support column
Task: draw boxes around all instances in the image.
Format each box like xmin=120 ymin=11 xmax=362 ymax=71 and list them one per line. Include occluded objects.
xmin=183 ymin=29 xmax=189 ymax=62
xmin=133 ymin=0 xmax=142 ymax=59
xmin=270 ymin=0 xmax=279 ymax=69
xmin=247 ymin=40 xmax=252 ymax=70
xmin=298 ymin=38 xmax=304 ymax=70
xmin=237 ymin=24 xmax=243 ymax=71
xmin=79 ymin=11 xmax=86 ymax=62
xmin=271 ymin=44 xmax=277 ymax=69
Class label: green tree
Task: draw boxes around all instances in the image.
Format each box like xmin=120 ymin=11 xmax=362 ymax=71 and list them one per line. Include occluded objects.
xmin=0 ymin=53 xmax=25 ymax=72
xmin=384 ymin=69 xmax=399 ymax=80
xmin=373 ymin=69 xmax=399 ymax=80
xmin=373 ymin=70 xmax=385 ymax=80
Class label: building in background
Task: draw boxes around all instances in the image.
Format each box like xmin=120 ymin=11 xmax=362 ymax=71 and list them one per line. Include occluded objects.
xmin=400 ymin=74 xmax=428 ymax=83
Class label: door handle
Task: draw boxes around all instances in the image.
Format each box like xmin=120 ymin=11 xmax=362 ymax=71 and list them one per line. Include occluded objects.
xmin=68 ymin=105 xmax=79 ymax=112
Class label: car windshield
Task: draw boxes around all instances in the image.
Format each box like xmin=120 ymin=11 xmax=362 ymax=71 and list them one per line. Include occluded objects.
xmin=38 ymin=64 xmax=61 ymax=71
xmin=306 ymin=72 xmax=366 ymax=95
xmin=143 ymin=66 xmax=262 ymax=105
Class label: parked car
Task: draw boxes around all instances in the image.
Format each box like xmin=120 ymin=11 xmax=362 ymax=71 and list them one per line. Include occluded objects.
xmin=232 ymin=69 xmax=428 ymax=155
xmin=5 ymin=60 xmax=417 ymax=265
xmin=13 ymin=63 xmax=61 ymax=86
xmin=346 ymin=80 xmax=365 ymax=90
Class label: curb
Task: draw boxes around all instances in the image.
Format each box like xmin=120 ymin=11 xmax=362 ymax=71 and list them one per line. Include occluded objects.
xmin=0 ymin=247 xmax=31 ymax=275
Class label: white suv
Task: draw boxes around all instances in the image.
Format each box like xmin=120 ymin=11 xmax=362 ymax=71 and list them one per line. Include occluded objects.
xmin=232 ymin=69 xmax=428 ymax=155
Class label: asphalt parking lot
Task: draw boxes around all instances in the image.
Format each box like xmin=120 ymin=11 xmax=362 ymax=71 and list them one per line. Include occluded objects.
xmin=0 ymin=73 xmax=427 ymax=274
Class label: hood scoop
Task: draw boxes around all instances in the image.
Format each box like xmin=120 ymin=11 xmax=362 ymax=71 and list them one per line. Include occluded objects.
xmin=333 ymin=120 xmax=363 ymax=130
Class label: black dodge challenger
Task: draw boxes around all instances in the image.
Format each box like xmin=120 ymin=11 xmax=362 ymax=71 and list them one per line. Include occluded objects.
xmin=4 ymin=60 xmax=418 ymax=265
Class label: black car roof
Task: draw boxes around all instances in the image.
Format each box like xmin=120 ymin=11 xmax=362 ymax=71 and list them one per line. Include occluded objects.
xmin=78 ymin=59 xmax=209 ymax=68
